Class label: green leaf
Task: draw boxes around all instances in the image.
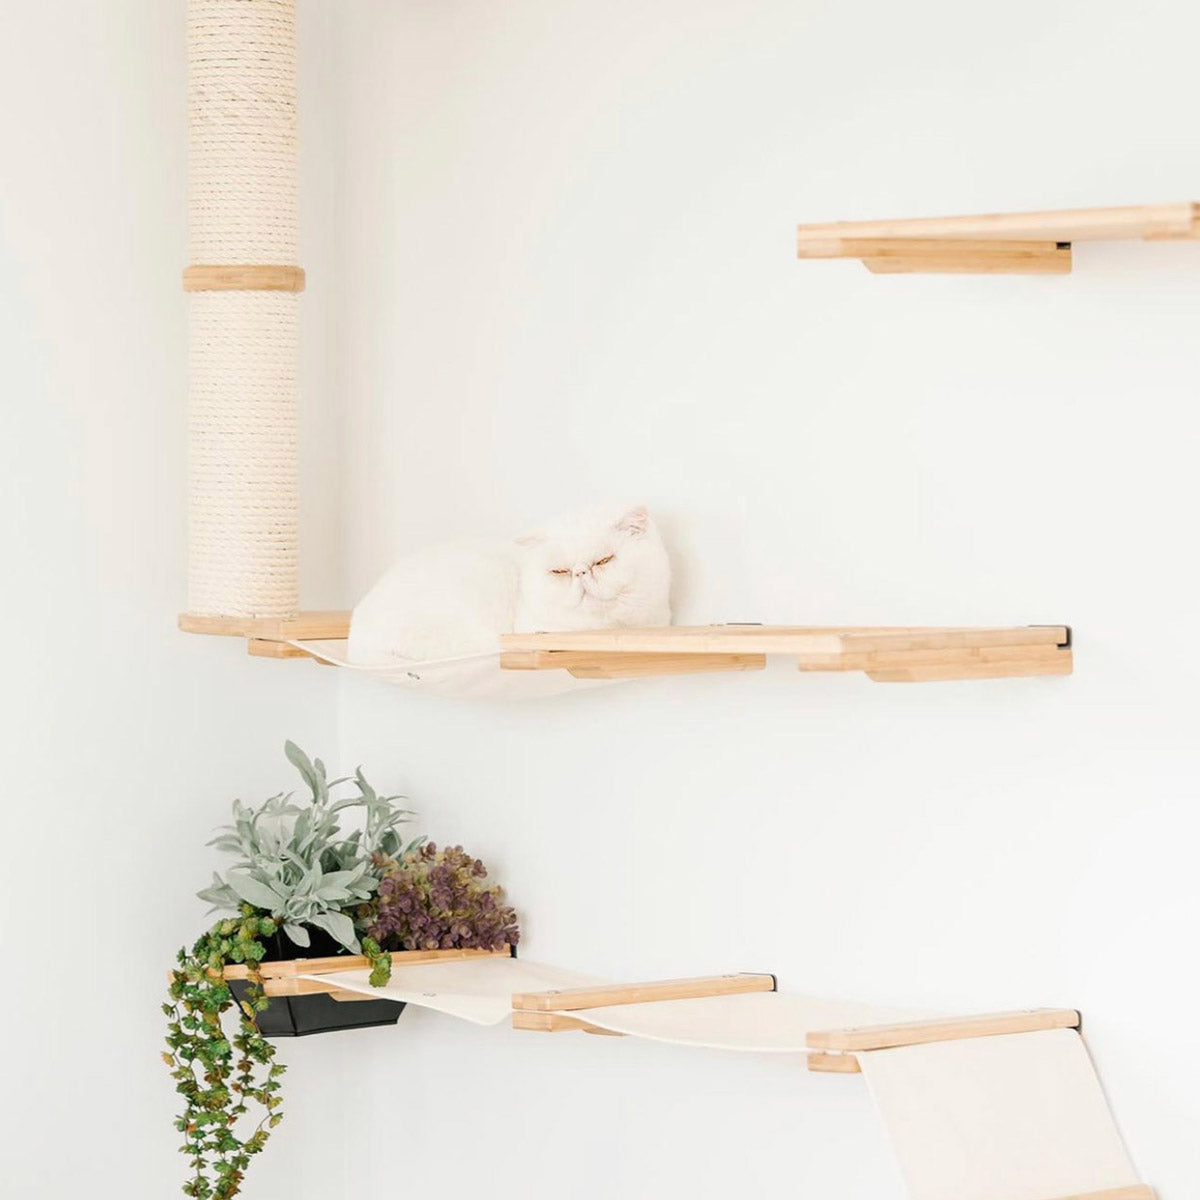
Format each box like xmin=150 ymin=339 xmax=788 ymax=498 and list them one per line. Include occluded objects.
xmin=283 ymin=741 xmax=318 ymax=796
xmin=197 ymin=874 xmax=239 ymax=911
xmin=282 ymin=922 xmax=309 ymax=946
xmin=305 ymin=911 xmax=359 ymax=953
xmin=224 ymin=872 xmax=285 ymax=912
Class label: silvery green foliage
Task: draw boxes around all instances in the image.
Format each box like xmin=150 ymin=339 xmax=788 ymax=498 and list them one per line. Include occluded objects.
xmin=197 ymin=742 xmax=421 ymax=953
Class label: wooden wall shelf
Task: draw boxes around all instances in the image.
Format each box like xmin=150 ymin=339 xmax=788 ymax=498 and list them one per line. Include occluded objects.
xmin=219 ymin=946 xmax=506 ymax=1000
xmin=180 ymin=615 xmax=1072 ymax=683
xmin=796 ymin=201 xmax=1199 ymax=274
xmin=501 ymin=624 xmax=1072 ymax=682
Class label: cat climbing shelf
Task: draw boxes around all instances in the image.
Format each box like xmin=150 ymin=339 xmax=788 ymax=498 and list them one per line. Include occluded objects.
xmin=236 ymin=951 xmax=1154 ymax=1200
xmin=179 ymin=616 xmax=1073 ymax=685
xmin=501 ymin=623 xmax=1072 ymax=681
xmin=796 ymin=201 xmax=1200 ymax=274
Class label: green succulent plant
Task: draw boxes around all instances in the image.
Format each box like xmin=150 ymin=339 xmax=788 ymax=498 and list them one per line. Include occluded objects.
xmin=165 ymin=910 xmax=282 ymax=1200
xmin=197 ymin=742 xmax=421 ymax=953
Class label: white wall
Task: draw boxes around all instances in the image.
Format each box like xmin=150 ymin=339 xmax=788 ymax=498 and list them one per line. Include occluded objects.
xmin=3 ymin=2 xmax=1198 ymax=1199
xmin=330 ymin=2 xmax=1200 ymax=1198
xmin=0 ymin=2 xmax=345 ymax=1195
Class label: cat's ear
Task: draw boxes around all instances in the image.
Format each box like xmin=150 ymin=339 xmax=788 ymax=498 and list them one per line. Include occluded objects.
xmin=615 ymin=506 xmax=649 ymax=536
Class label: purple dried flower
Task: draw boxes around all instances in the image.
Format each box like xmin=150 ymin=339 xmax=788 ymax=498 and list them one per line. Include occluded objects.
xmin=366 ymin=842 xmax=520 ymax=954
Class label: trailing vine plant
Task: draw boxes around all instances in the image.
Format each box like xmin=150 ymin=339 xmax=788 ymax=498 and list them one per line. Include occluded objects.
xmin=164 ymin=908 xmax=284 ymax=1200
xmin=162 ymin=744 xmax=518 ymax=1198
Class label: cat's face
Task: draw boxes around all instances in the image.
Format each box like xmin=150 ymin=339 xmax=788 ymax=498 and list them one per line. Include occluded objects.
xmin=514 ymin=504 xmax=669 ymax=630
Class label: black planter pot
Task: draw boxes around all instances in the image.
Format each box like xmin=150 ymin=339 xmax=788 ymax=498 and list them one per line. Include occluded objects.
xmin=230 ymin=926 xmax=406 ymax=1038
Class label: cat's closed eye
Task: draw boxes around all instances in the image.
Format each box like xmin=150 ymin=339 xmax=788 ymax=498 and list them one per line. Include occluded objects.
xmin=549 ymin=568 xmax=571 ymax=576
xmin=592 ymin=555 xmax=614 ymax=567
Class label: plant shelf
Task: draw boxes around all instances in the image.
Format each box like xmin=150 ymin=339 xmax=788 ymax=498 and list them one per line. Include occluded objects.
xmin=220 ymin=945 xmax=509 ymax=1000
xmin=796 ymin=201 xmax=1200 ymax=274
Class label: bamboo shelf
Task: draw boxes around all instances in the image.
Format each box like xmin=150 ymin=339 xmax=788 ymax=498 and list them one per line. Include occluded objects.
xmin=220 ymin=946 xmax=508 ymax=1000
xmin=500 ymin=624 xmax=1072 ymax=682
xmin=796 ymin=201 xmax=1200 ymax=274
xmin=179 ymin=610 xmax=350 ymax=660
xmin=180 ymin=614 xmax=1073 ymax=683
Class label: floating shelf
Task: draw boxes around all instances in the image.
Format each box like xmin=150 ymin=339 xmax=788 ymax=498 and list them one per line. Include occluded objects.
xmin=500 ymin=624 xmax=1072 ymax=682
xmin=180 ymin=615 xmax=1073 ymax=683
xmin=796 ymin=201 xmax=1200 ymax=274
xmin=219 ymin=945 xmax=507 ymax=1000
xmin=179 ymin=610 xmax=351 ymax=660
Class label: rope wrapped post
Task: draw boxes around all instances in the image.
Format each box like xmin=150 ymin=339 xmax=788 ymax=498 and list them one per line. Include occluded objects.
xmin=185 ymin=0 xmax=302 ymax=618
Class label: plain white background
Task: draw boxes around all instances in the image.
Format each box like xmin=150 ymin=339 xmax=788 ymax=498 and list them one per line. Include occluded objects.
xmin=3 ymin=1 xmax=1198 ymax=1197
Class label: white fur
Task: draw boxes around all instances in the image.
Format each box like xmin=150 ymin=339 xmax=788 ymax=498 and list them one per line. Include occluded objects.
xmin=348 ymin=505 xmax=671 ymax=664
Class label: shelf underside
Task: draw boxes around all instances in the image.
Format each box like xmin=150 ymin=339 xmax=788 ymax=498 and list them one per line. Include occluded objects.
xmin=796 ymin=201 xmax=1200 ymax=274
xmin=179 ymin=615 xmax=1072 ymax=683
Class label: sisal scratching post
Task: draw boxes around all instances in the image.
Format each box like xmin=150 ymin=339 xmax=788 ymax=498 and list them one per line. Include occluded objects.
xmin=185 ymin=0 xmax=302 ymax=618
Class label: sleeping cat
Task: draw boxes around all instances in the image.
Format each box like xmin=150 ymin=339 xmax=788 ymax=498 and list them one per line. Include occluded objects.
xmin=347 ymin=504 xmax=671 ymax=664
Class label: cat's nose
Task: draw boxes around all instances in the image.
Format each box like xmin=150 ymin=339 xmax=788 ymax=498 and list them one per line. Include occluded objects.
xmin=574 ymin=567 xmax=588 ymax=577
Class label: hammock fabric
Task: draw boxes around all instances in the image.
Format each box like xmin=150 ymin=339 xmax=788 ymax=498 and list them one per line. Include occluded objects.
xmin=299 ymin=955 xmax=1151 ymax=1200
xmin=291 ymin=640 xmax=611 ymax=700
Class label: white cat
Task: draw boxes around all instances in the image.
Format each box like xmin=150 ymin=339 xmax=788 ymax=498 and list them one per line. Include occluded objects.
xmin=347 ymin=504 xmax=671 ymax=664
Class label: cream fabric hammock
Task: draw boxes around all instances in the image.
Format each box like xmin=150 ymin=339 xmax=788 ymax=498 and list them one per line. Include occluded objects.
xmin=305 ymin=957 xmax=598 ymax=1025
xmin=287 ymin=639 xmax=611 ymax=700
xmin=301 ymin=956 xmax=1152 ymax=1200
xmin=860 ymin=1030 xmax=1142 ymax=1200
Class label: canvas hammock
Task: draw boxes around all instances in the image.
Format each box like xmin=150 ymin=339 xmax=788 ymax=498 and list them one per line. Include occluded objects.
xmin=296 ymin=955 xmax=1151 ymax=1200
xmin=288 ymin=639 xmax=612 ymax=700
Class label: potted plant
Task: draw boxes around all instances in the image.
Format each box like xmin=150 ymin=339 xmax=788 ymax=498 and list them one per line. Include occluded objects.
xmin=164 ymin=743 xmax=519 ymax=1199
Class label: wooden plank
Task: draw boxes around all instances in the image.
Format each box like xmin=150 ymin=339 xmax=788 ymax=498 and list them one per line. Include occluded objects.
xmin=500 ymin=651 xmax=766 ymax=678
xmin=796 ymin=202 xmax=1199 ymax=248
xmin=798 ymin=236 xmax=1063 ymax=260
xmin=259 ymin=977 xmax=359 ymax=999
xmin=513 ymin=973 xmax=775 ymax=1014
xmin=248 ymin=638 xmax=317 ymax=660
xmin=221 ymin=945 xmax=507 ymax=982
xmin=807 ymin=1008 xmax=1080 ymax=1053
xmin=183 ymin=264 xmax=307 ymax=292
xmin=563 ymin=653 xmax=764 ymax=678
xmin=261 ymin=979 xmax=398 ymax=1001
xmin=798 ymin=642 xmax=1068 ymax=673
xmin=501 ymin=625 xmax=1068 ymax=658
xmin=864 ymin=242 xmax=1071 ymax=275
xmin=837 ymin=627 xmax=1068 ymax=653
xmin=1042 ymin=1188 xmax=1155 ymax=1200
xmin=868 ymin=652 xmax=1072 ymax=682
xmin=179 ymin=610 xmax=351 ymax=640
xmin=807 ymin=1053 xmax=862 ymax=1074
xmin=512 ymin=1010 xmax=625 ymax=1035
xmin=797 ymin=238 xmax=1071 ymax=274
